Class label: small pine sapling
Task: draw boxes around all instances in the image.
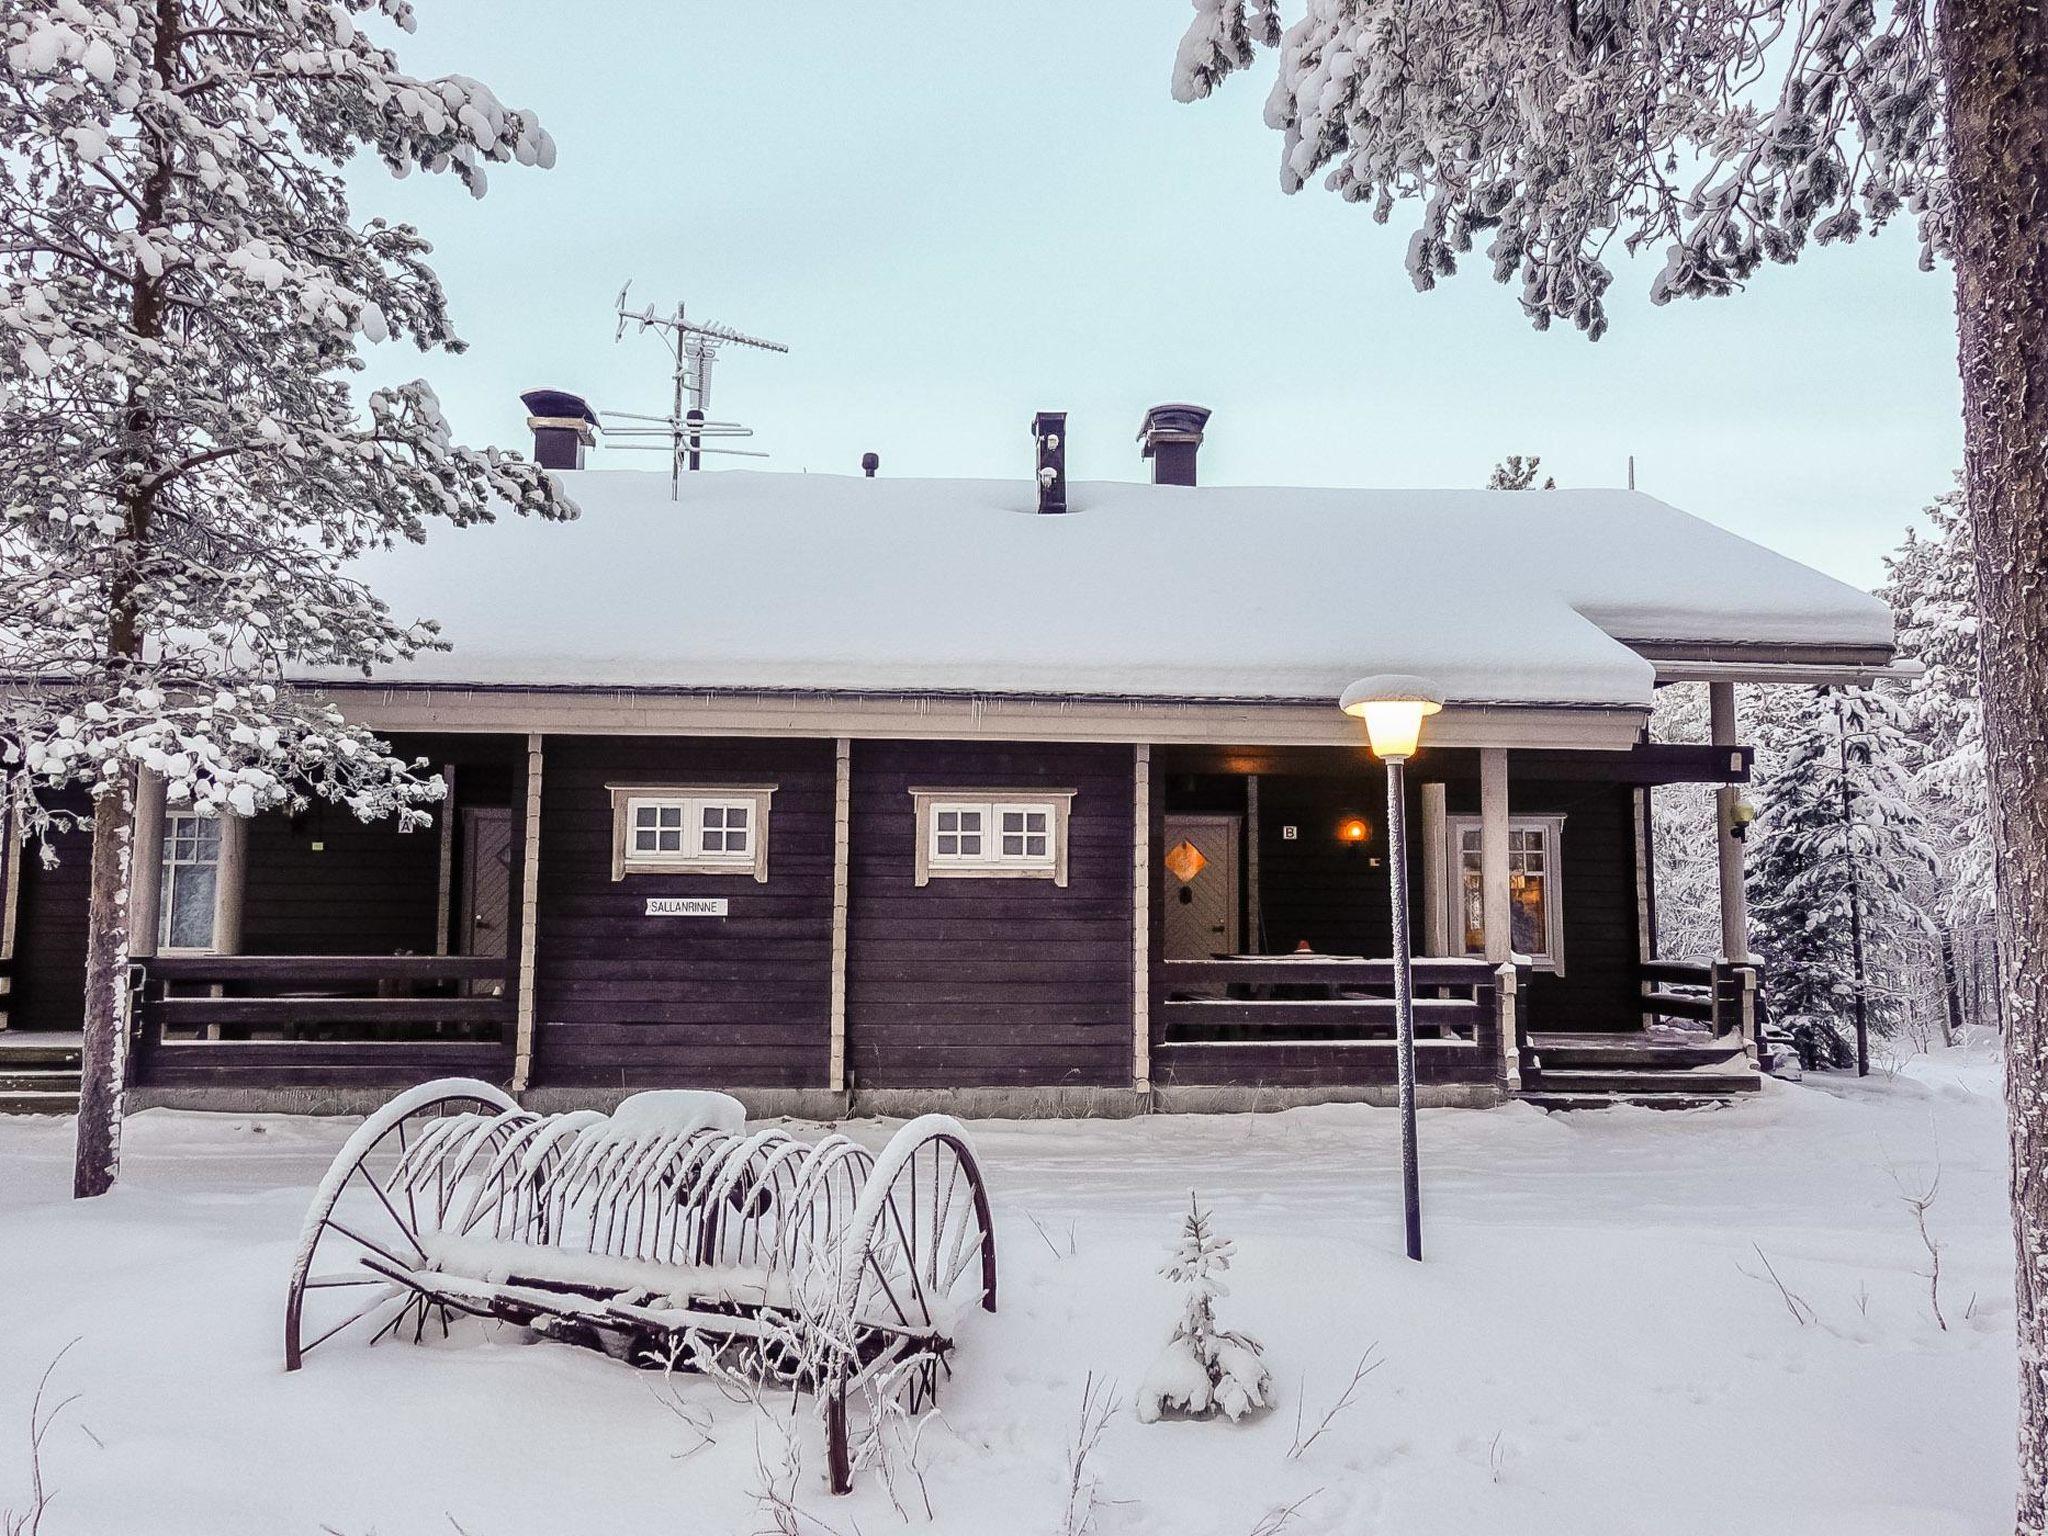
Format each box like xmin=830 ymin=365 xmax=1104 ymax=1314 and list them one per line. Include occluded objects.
xmin=1135 ymin=1194 xmax=1272 ymax=1424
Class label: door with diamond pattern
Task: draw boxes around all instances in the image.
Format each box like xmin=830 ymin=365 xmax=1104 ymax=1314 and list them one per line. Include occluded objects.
xmin=1162 ymin=814 xmax=1241 ymax=960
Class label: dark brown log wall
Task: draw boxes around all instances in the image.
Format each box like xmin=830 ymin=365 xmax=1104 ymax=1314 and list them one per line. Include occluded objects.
xmin=845 ymin=739 xmax=1135 ymax=1088
xmin=6 ymin=796 xmax=93 ymax=1031
xmin=531 ymin=735 xmax=837 ymax=1088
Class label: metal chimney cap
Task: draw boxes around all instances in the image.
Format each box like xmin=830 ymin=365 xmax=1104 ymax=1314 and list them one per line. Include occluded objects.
xmin=519 ymin=388 xmax=598 ymax=425
xmin=1138 ymin=402 xmax=1211 ymax=451
xmin=860 ymin=451 xmax=880 ymax=478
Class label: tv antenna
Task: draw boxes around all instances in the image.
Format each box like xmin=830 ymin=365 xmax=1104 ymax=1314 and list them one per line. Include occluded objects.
xmin=603 ymin=282 xmax=789 ymax=499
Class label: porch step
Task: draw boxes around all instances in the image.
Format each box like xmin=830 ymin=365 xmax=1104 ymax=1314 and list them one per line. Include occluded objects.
xmin=1519 ymin=1090 xmax=1742 ymax=1113
xmin=0 ymin=1043 xmax=84 ymax=1072
xmin=1526 ymin=1068 xmax=1760 ymax=1097
xmin=1531 ymin=1041 xmax=1745 ymax=1073
xmin=0 ymin=1089 xmax=78 ymax=1116
xmin=0 ymin=1068 xmax=81 ymax=1096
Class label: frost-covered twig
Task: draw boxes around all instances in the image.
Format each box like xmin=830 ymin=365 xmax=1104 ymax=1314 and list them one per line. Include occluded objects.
xmin=1246 ymin=1489 xmax=1322 ymax=1535
xmin=1894 ymin=1166 xmax=1948 ymax=1331
xmin=1057 ymin=1373 xmax=1118 ymax=1536
xmin=1285 ymin=1345 xmax=1381 ymax=1461
xmin=1741 ymin=1244 xmax=1817 ymax=1326
xmin=4 ymin=1340 xmax=80 ymax=1536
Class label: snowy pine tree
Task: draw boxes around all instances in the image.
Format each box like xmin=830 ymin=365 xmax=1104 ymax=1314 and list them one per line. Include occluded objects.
xmin=1882 ymin=485 xmax=1996 ymax=1006
xmin=1135 ymin=1196 xmax=1272 ymax=1424
xmin=1747 ymin=688 xmax=1937 ymax=1068
xmin=1487 ymin=455 xmax=1553 ymax=490
xmin=0 ymin=1 xmax=573 ymax=1196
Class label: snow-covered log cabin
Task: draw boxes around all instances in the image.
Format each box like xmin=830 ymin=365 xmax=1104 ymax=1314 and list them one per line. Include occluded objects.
xmin=0 ymin=402 xmax=1906 ymax=1114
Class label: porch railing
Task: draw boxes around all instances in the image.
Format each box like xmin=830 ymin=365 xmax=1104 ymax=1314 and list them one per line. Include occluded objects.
xmin=1638 ymin=957 xmax=1761 ymax=1062
xmin=133 ymin=954 xmax=511 ymax=1087
xmin=1157 ymin=956 xmax=1527 ymax=1092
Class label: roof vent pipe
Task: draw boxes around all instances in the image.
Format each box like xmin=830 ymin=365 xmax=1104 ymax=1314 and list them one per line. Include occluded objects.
xmin=1033 ymin=411 xmax=1067 ymax=515
xmin=861 ymin=451 xmax=880 ymax=478
xmin=1138 ymin=403 xmax=1211 ymax=486
xmin=519 ymin=388 xmax=598 ymax=470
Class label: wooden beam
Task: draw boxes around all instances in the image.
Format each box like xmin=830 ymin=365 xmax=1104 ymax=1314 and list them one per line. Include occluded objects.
xmin=1133 ymin=743 xmax=1152 ymax=1096
xmin=144 ymin=954 xmax=504 ymax=983
xmin=213 ymin=812 xmax=246 ymax=957
xmin=1419 ymin=781 xmax=1448 ymax=956
xmin=127 ymin=771 xmax=166 ymax=959
xmin=1709 ymin=683 xmax=1750 ymax=962
xmin=512 ymin=732 xmax=544 ymax=1092
xmin=1480 ymin=747 xmax=1511 ymax=965
xmin=0 ymin=806 xmax=18 ymax=1028
xmin=828 ymin=737 xmax=851 ymax=1093
xmin=1243 ymin=771 xmax=1264 ymax=952
xmin=434 ymin=763 xmax=457 ymax=956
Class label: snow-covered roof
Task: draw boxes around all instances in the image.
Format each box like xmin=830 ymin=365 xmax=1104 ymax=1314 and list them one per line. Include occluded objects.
xmin=339 ymin=470 xmax=1893 ymax=710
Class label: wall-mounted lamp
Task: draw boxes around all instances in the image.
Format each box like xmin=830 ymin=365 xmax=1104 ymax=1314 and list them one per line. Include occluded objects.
xmin=1164 ymin=839 xmax=1208 ymax=883
xmin=1336 ymin=815 xmax=1372 ymax=845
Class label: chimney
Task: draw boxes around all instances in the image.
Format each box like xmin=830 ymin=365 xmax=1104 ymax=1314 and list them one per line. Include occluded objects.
xmin=1137 ymin=402 xmax=1212 ymax=486
xmin=861 ymin=451 xmax=880 ymax=478
xmin=1033 ymin=410 xmax=1067 ymax=515
xmin=519 ymin=388 xmax=598 ymax=470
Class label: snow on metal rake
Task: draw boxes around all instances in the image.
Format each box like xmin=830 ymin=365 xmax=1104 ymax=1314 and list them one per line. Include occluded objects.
xmin=285 ymin=1079 xmax=997 ymax=1493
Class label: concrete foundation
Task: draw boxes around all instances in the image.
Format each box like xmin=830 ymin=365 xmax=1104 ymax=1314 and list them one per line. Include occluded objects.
xmin=129 ymin=1080 xmax=1500 ymax=1120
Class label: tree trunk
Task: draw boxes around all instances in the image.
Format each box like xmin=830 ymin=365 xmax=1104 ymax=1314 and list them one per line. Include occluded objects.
xmin=1936 ymin=0 xmax=2048 ymax=1525
xmin=73 ymin=776 xmax=137 ymax=1199
xmin=71 ymin=0 xmax=176 ymax=1199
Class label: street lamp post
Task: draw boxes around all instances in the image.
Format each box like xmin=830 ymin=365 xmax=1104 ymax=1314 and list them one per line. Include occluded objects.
xmin=1340 ymin=674 xmax=1444 ymax=1263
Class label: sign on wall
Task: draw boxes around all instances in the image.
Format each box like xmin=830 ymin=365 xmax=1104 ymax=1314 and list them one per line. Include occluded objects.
xmin=645 ymin=897 xmax=729 ymax=917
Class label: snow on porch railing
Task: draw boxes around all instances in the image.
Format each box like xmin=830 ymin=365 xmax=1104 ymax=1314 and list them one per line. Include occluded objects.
xmin=1160 ymin=957 xmax=1496 ymax=1037
xmin=133 ymin=955 xmax=511 ymax=1082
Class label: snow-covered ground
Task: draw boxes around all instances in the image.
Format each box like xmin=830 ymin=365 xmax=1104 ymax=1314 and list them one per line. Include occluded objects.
xmin=0 ymin=1047 xmax=2014 ymax=1535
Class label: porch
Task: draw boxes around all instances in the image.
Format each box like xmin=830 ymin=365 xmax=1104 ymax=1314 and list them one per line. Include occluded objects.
xmin=1145 ymin=740 xmax=1762 ymax=1104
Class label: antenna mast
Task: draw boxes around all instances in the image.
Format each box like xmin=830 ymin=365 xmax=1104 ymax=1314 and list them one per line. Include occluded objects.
xmin=604 ymin=283 xmax=789 ymax=500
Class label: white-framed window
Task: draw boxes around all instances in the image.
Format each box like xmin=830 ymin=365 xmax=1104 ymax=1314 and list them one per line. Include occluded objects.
xmin=607 ymin=784 xmax=776 ymax=882
xmin=159 ymin=812 xmax=223 ymax=953
xmin=1445 ymin=814 xmax=1566 ymax=973
xmin=910 ymin=787 xmax=1075 ymax=886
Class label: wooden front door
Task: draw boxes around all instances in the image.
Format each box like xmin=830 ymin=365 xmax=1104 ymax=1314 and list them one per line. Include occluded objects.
xmin=458 ymin=808 xmax=514 ymax=993
xmin=1163 ymin=814 xmax=1241 ymax=960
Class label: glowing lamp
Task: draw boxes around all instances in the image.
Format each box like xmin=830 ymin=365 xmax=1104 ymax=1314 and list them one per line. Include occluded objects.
xmin=1163 ymin=839 xmax=1208 ymax=884
xmin=1339 ymin=675 xmax=1446 ymax=763
xmin=1337 ymin=815 xmax=1371 ymax=844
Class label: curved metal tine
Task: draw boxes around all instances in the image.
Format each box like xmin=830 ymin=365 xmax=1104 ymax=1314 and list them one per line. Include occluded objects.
xmin=388 ymin=1111 xmax=484 ymax=1190
xmin=436 ymin=1111 xmax=534 ymax=1227
xmin=451 ymin=1116 xmax=557 ymax=1236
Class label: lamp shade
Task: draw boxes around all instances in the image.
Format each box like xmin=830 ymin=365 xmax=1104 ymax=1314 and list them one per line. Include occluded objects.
xmin=1339 ymin=674 xmax=1445 ymax=761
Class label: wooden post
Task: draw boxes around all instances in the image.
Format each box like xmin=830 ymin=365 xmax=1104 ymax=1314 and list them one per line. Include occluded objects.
xmin=828 ymin=737 xmax=851 ymax=1093
xmin=127 ymin=772 xmax=165 ymax=960
xmin=0 ymin=805 xmax=19 ymax=1032
xmin=1496 ymin=961 xmax=1522 ymax=1093
xmin=433 ymin=763 xmax=457 ymax=955
xmin=213 ymin=813 xmax=246 ymax=958
xmin=1419 ymin=781 xmax=1448 ymax=956
xmin=511 ymin=733 xmax=544 ymax=1094
xmin=1479 ymin=748 xmax=1511 ymax=964
xmin=1709 ymin=681 xmax=1750 ymax=962
xmin=1133 ymin=744 xmax=1152 ymax=1097
xmin=1244 ymin=772 xmax=1263 ymax=952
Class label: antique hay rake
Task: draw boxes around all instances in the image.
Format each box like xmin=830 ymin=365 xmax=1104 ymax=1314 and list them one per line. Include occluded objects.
xmin=286 ymin=1079 xmax=997 ymax=1492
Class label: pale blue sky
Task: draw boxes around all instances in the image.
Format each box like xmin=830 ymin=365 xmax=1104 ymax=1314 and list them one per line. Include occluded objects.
xmin=355 ymin=2 xmax=1962 ymax=591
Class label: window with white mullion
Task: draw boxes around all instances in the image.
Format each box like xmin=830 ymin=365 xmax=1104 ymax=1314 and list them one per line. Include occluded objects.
xmin=159 ymin=811 xmax=223 ymax=952
xmin=993 ymin=802 xmax=1054 ymax=866
xmin=694 ymin=800 xmax=754 ymax=863
xmin=1447 ymin=814 xmax=1566 ymax=973
xmin=609 ymin=784 xmax=777 ymax=882
xmin=930 ymin=802 xmax=989 ymax=866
